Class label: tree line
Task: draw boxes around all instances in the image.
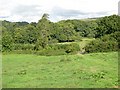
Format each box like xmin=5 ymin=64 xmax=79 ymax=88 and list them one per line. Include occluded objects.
xmin=1 ymin=14 xmax=119 ymax=55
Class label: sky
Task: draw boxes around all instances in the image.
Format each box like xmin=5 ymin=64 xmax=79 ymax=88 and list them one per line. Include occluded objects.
xmin=0 ymin=0 xmax=119 ymax=22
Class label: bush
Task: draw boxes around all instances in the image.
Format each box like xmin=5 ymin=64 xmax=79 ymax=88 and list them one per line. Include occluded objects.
xmin=109 ymin=31 xmax=120 ymax=42
xmin=35 ymin=49 xmax=66 ymax=56
xmin=13 ymin=44 xmax=35 ymax=50
xmin=2 ymin=33 xmax=13 ymax=52
xmin=47 ymin=43 xmax=80 ymax=53
xmin=62 ymin=43 xmax=80 ymax=53
xmin=35 ymin=43 xmax=80 ymax=56
xmin=9 ymin=50 xmax=36 ymax=54
xmin=4 ymin=42 xmax=80 ymax=56
xmin=85 ymin=36 xmax=118 ymax=53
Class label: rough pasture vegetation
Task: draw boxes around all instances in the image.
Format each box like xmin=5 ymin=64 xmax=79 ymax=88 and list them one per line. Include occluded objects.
xmin=1 ymin=14 xmax=119 ymax=88
xmin=2 ymin=52 xmax=118 ymax=88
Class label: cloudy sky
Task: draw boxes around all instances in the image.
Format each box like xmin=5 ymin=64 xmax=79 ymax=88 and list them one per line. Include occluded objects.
xmin=0 ymin=0 xmax=119 ymax=22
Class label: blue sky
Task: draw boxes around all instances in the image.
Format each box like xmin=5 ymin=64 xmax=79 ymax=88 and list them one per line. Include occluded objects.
xmin=0 ymin=0 xmax=119 ymax=22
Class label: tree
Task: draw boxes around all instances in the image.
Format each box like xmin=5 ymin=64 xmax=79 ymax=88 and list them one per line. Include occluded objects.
xmin=69 ymin=20 xmax=98 ymax=38
xmin=13 ymin=27 xmax=26 ymax=43
xmin=23 ymin=24 xmax=37 ymax=44
xmin=2 ymin=32 xmax=13 ymax=51
xmin=42 ymin=13 xmax=49 ymax=19
xmin=36 ymin=13 xmax=52 ymax=48
xmin=55 ymin=22 xmax=77 ymax=42
xmin=95 ymin=15 xmax=120 ymax=38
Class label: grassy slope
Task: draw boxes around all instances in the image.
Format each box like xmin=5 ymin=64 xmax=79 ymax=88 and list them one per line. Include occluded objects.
xmin=2 ymin=52 xmax=118 ymax=88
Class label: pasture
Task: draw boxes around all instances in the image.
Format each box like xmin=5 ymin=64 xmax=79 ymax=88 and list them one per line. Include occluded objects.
xmin=2 ymin=52 xmax=118 ymax=88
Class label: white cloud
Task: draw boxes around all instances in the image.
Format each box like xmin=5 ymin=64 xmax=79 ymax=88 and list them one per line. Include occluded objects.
xmin=0 ymin=0 xmax=119 ymax=22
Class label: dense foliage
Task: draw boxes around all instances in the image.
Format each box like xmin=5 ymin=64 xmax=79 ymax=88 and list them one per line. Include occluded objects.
xmin=85 ymin=15 xmax=120 ymax=53
xmin=1 ymin=14 xmax=120 ymax=54
xmin=85 ymin=32 xmax=119 ymax=53
xmin=95 ymin=15 xmax=120 ymax=38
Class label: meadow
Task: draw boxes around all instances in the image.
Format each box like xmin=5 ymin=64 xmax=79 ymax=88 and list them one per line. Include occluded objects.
xmin=2 ymin=52 xmax=118 ymax=88
xmin=1 ymin=15 xmax=119 ymax=88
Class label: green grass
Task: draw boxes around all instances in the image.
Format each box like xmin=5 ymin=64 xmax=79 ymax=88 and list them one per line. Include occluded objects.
xmin=2 ymin=52 xmax=118 ymax=88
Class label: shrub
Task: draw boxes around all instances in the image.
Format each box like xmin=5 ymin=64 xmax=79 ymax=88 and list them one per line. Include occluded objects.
xmin=35 ymin=43 xmax=80 ymax=56
xmin=13 ymin=44 xmax=35 ymax=50
xmin=63 ymin=43 xmax=80 ymax=53
xmin=47 ymin=43 xmax=80 ymax=53
xmin=35 ymin=49 xmax=66 ymax=56
xmin=10 ymin=50 xmax=36 ymax=54
xmin=109 ymin=31 xmax=120 ymax=42
xmin=85 ymin=36 xmax=118 ymax=53
xmin=2 ymin=33 xmax=13 ymax=52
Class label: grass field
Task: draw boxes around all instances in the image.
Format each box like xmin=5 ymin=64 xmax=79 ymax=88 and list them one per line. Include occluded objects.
xmin=2 ymin=52 xmax=118 ymax=88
